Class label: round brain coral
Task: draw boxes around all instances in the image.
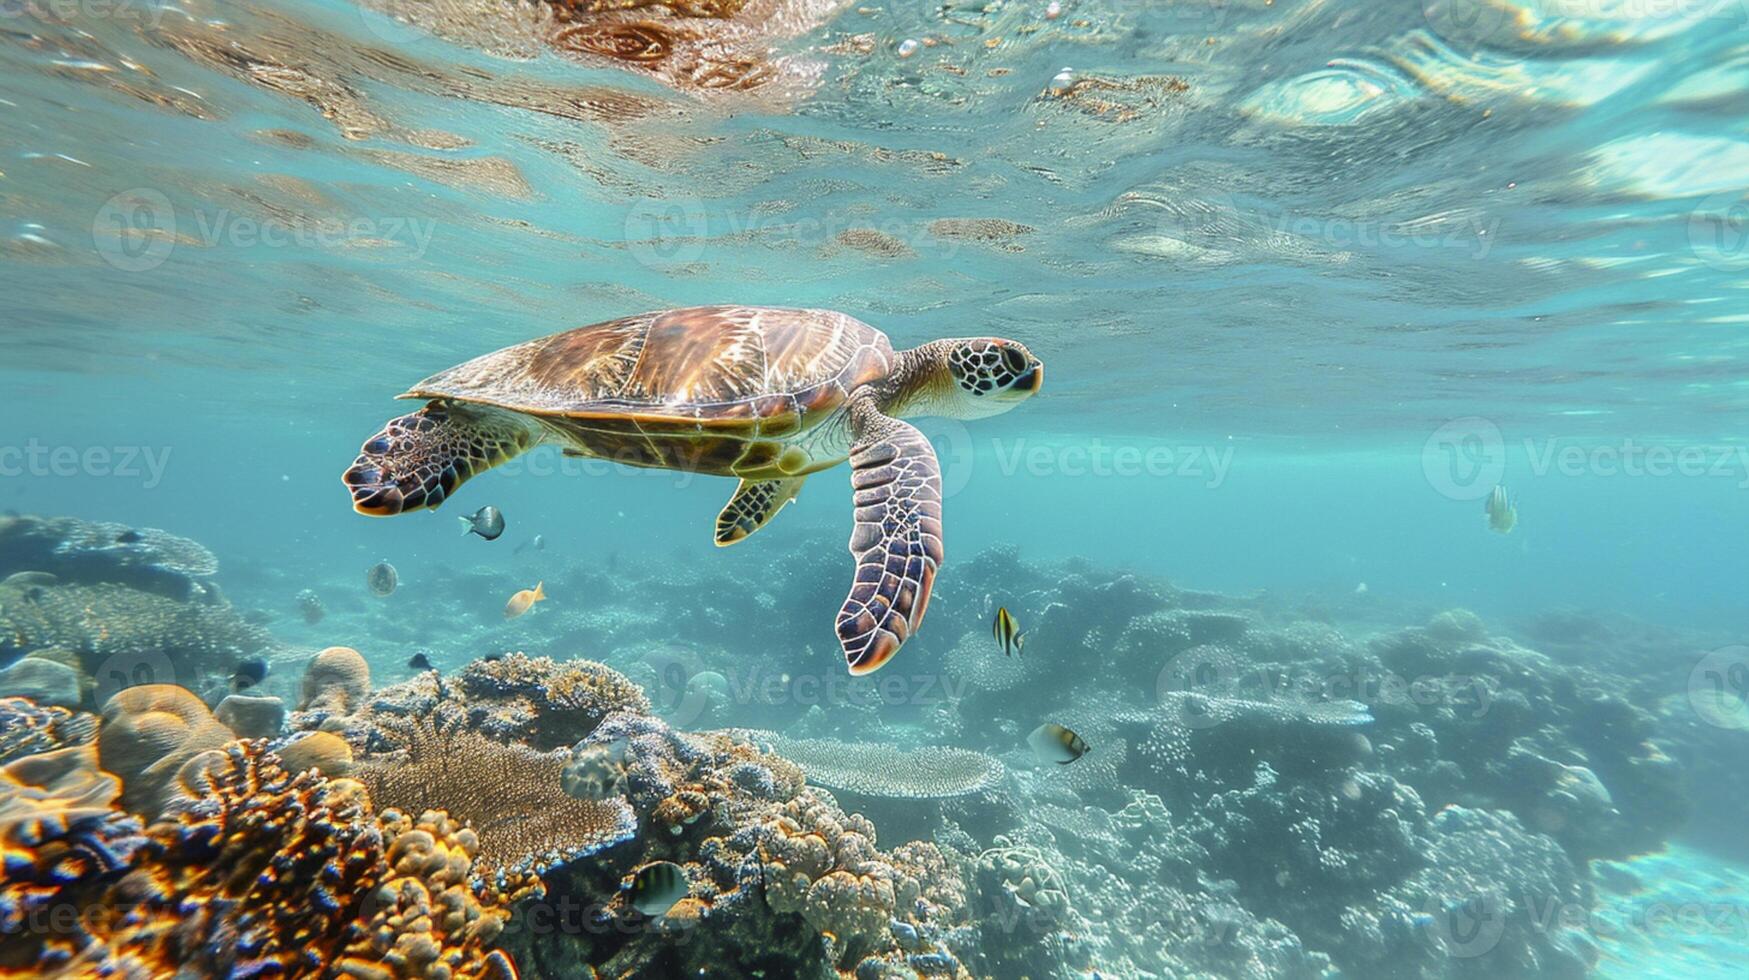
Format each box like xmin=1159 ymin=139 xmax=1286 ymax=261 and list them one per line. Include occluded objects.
xmin=298 ymin=645 xmax=372 ymax=716
xmin=97 ymin=683 xmax=235 ymax=817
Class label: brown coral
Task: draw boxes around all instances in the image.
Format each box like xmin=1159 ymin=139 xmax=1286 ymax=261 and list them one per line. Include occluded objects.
xmin=298 ymin=645 xmax=372 ymax=716
xmin=59 ymin=740 xmax=524 ymax=979
xmin=276 ymin=730 xmax=354 ymax=778
xmin=97 ymin=683 xmax=234 ymax=817
xmin=356 ymin=717 xmax=637 ymax=878
xmin=449 ymin=652 xmax=651 ymax=750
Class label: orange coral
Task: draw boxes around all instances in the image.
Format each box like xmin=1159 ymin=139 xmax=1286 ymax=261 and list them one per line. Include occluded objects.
xmin=38 ymin=740 xmax=523 ymax=979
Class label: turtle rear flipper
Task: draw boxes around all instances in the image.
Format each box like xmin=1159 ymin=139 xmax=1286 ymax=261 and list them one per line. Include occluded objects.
xmin=835 ymin=395 xmax=943 ymax=675
xmin=343 ymin=402 xmax=538 ymax=515
xmin=715 ymin=476 xmax=805 ymax=546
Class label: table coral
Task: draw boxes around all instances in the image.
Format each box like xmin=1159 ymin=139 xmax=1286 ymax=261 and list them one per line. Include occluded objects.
xmin=730 ymin=729 xmax=1005 ymax=799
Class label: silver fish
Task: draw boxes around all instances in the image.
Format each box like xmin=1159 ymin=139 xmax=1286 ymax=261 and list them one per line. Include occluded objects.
xmin=367 ymin=560 xmax=398 ymax=597
xmin=460 ymin=506 xmax=506 ymax=541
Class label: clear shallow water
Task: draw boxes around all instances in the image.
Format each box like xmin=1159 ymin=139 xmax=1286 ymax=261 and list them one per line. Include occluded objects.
xmin=3 ymin=1 xmax=1749 ymax=978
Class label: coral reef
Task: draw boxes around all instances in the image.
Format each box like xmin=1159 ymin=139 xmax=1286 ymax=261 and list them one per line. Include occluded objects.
xmin=1 ymin=579 xmax=271 ymax=691
xmin=0 ymin=696 xmax=96 ymax=765
xmin=0 ymin=743 xmax=145 ymax=971
xmin=505 ymin=708 xmax=983 ymax=979
xmin=356 ymin=714 xmax=638 ymax=880
xmin=0 ymin=513 xmax=218 ymax=599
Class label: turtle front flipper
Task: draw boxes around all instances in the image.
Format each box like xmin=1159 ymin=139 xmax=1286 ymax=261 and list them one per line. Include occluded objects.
xmin=835 ymin=396 xmax=944 ymax=675
xmin=715 ymin=476 xmax=805 ymax=546
xmin=342 ymin=402 xmax=538 ymax=515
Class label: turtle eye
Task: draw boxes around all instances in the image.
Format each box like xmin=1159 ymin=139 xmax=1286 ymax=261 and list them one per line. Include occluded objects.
xmin=1000 ymin=347 xmax=1028 ymax=375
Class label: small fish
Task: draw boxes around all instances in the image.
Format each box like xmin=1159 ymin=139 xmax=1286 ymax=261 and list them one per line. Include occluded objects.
xmin=504 ymin=581 xmax=546 ymax=619
xmin=230 ymin=656 xmax=269 ymax=691
xmin=407 ymin=652 xmax=434 ymax=671
xmin=1485 ymin=485 xmax=1518 ymax=535
xmin=115 ymin=529 xmax=142 ymax=544
xmin=1028 ymin=722 xmax=1090 ymax=765
xmin=627 ymin=861 xmax=689 ymax=917
xmin=992 ymin=606 xmax=1026 ymax=657
xmin=367 ymin=560 xmax=398 ymax=597
xmin=460 ymin=505 xmax=506 ymax=541
xmin=513 ymin=533 xmax=546 ymax=555
xmin=483 ymin=652 xmax=505 ymax=662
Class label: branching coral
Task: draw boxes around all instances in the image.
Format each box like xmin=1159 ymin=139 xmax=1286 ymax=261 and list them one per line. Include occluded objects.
xmin=451 ymin=652 xmax=651 ymax=750
xmin=47 ymin=740 xmax=527 ymax=979
xmin=0 ymin=696 xmax=95 ymax=765
xmin=356 ymin=716 xmax=636 ymax=880
xmin=731 ymin=729 xmax=1005 ymax=799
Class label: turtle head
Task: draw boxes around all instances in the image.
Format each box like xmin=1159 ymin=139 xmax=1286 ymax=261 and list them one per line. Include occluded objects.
xmin=934 ymin=338 xmax=1043 ymax=418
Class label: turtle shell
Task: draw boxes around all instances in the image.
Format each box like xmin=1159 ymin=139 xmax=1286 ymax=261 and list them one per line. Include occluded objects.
xmin=403 ymin=306 xmax=894 ymax=430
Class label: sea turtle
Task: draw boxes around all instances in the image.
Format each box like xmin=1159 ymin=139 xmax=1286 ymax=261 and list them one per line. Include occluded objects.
xmin=341 ymin=306 xmax=1043 ymax=674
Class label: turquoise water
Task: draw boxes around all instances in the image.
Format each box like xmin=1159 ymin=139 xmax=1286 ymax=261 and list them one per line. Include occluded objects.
xmin=3 ymin=1 xmax=1749 ymax=978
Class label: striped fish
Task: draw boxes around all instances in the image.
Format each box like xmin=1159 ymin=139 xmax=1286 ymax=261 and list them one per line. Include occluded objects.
xmin=1485 ymin=485 xmax=1517 ymax=534
xmin=992 ymin=606 xmax=1026 ymax=657
xmin=628 ymin=861 xmax=689 ymax=917
xmin=1028 ymin=722 xmax=1089 ymax=765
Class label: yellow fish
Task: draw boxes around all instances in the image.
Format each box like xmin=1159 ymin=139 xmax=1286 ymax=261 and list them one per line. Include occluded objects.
xmin=992 ymin=605 xmax=1025 ymax=657
xmin=1485 ymin=485 xmax=1517 ymax=535
xmin=505 ymin=581 xmax=546 ymax=619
